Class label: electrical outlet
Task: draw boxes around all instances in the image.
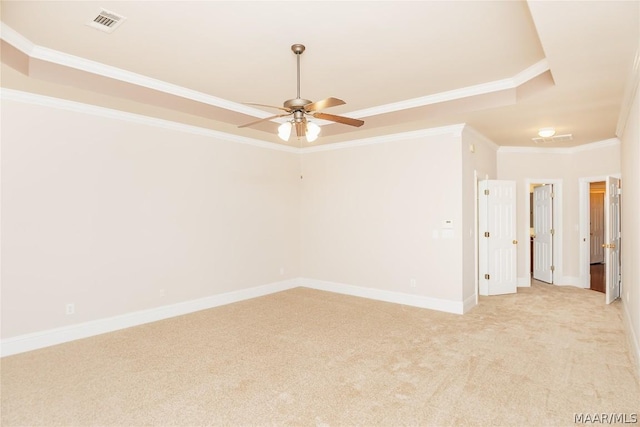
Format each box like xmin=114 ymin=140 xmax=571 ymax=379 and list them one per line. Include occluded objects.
xmin=410 ymin=278 xmax=417 ymax=288
xmin=159 ymin=289 xmax=165 ymax=297
xmin=280 ymin=267 xmax=285 ymax=275
xmin=66 ymin=303 xmax=75 ymax=315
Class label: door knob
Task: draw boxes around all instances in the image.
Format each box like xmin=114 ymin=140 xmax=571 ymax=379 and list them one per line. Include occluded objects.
xmin=512 ymin=240 xmax=518 ymax=244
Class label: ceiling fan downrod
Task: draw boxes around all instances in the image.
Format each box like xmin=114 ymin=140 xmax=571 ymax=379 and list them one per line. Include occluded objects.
xmin=283 ymin=44 xmax=312 ymax=111
xmin=292 ymin=44 xmax=305 ymax=100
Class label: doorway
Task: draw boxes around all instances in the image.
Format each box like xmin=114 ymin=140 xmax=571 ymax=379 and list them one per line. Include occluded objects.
xmin=589 ymin=181 xmax=605 ymax=293
xmin=525 ymin=179 xmax=563 ymax=286
xmin=578 ymin=175 xmax=622 ymax=303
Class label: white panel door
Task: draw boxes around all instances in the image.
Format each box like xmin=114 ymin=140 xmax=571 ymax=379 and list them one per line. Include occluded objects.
xmin=589 ymin=192 xmax=605 ymax=264
xmin=605 ymin=177 xmax=621 ymax=304
xmin=533 ymin=185 xmax=553 ymax=283
xmin=479 ymin=180 xmax=517 ymax=296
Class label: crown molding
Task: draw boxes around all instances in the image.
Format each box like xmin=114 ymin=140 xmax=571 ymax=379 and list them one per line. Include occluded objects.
xmin=512 ymin=58 xmax=550 ymax=86
xmin=1 ymin=22 xmax=551 ymax=126
xmin=0 ymin=89 xmax=299 ymax=153
xmin=3 ymin=89 xmax=618 ymax=157
xmin=497 ymin=138 xmax=620 ymax=155
xmin=3 ymin=89 xmax=465 ymax=154
xmin=0 ymin=22 xmax=35 ymax=54
xmin=0 ymin=22 xmax=272 ymax=120
xmin=300 ymin=124 xmax=466 ymax=153
xmin=347 ymin=59 xmax=550 ymax=119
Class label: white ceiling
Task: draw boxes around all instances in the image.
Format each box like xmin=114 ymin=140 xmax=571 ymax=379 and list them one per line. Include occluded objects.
xmin=1 ymin=1 xmax=638 ymax=147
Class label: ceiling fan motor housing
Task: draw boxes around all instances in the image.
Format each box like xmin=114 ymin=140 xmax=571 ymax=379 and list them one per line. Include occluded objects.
xmin=284 ymin=98 xmax=312 ymax=110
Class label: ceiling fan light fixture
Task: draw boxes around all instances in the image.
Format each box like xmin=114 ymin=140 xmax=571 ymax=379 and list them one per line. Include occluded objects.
xmin=538 ymin=127 xmax=556 ymax=138
xmin=278 ymin=121 xmax=292 ymax=141
xmin=238 ymin=44 xmax=364 ymax=140
xmin=306 ymin=121 xmax=321 ymax=142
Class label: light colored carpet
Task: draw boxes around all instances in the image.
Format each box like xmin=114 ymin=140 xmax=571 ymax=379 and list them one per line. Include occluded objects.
xmin=1 ymin=281 xmax=639 ymax=426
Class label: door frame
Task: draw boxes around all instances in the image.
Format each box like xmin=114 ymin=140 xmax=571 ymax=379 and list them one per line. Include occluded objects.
xmin=524 ymin=178 xmax=563 ymax=286
xmin=578 ymin=174 xmax=621 ymax=289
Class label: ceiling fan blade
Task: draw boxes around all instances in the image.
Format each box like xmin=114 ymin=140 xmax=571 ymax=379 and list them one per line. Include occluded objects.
xmin=295 ymin=121 xmax=306 ymax=138
xmin=244 ymin=102 xmax=290 ymax=112
xmin=304 ymin=97 xmax=346 ymax=113
xmin=313 ymin=112 xmax=364 ymax=127
xmin=238 ymin=113 xmax=291 ymax=128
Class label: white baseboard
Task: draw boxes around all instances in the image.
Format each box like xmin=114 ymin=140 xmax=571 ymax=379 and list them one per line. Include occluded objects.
xmin=299 ymin=278 xmax=466 ymax=315
xmin=622 ymin=299 xmax=640 ymax=377
xmin=1 ymin=277 xmax=475 ymax=357
xmin=1 ymin=279 xmax=299 ymax=357
xmin=463 ymin=294 xmax=478 ymax=313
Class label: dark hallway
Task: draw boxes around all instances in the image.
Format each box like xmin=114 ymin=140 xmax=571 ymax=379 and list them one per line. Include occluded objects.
xmin=590 ymin=263 xmax=605 ymax=293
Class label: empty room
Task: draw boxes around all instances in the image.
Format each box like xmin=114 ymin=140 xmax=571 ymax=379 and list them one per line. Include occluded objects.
xmin=1 ymin=1 xmax=639 ymax=425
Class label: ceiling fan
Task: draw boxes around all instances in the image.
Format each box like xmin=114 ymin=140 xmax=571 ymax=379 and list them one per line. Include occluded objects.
xmin=238 ymin=44 xmax=364 ymax=142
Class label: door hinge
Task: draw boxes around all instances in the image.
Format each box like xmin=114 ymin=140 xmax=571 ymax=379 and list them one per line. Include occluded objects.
xmin=484 ymin=189 xmax=490 ymax=195
xmin=484 ymin=274 xmax=490 ymax=280
xmin=550 ymin=229 xmax=555 ymax=235
xmin=551 ymin=192 xmax=555 ymax=198
xmin=550 ymin=265 xmax=555 ymax=272
xmin=484 ymin=232 xmax=490 ymax=237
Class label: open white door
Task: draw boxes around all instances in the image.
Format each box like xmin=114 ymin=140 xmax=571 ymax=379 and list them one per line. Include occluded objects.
xmin=605 ymin=177 xmax=621 ymax=304
xmin=478 ymin=180 xmax=517 ymax=296
xmin=533 ymin=184 xmax=553 ymax=283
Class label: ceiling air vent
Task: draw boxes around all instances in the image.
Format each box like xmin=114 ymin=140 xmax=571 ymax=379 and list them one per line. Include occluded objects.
xmin=532 ymin=134 xmax=573 ymax=144
xmin=86 ymin=9 xmax=126 ymax=33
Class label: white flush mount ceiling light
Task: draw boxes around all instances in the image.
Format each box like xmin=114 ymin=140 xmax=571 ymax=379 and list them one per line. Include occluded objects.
xmin=239 ymin=44 xmax=364 ymax=142
xmin=532 ymin=132 xmax=573 ymax=144
xmin=538 ymin=127 xmax=556 ymax=138
xmin=533 ymin=126 xmax=573 ymax=144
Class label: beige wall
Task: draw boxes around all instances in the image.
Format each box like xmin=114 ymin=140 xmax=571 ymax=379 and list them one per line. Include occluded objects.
xmin=1 ymin=99 xmax=302 ymax=338
xmin=300 ymin=130 xmax=466 ymax=303
xmin=497 ymin=142 xmax=621 ymax=284
xmin=4 ymin=90 xmax=634 ymax=360
xmin=620 ymin=79 xmax=640 ymax=368
xmin=461 ymin=127 xmax=498 ymax=301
